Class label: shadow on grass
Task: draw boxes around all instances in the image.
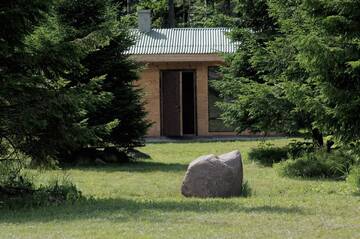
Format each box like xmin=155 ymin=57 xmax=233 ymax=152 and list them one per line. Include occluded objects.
xmin=63 ymin=161 xmax=188 ymax=173
xmin=0 ymin=197 xmax=307 ymax=223
xmin=282 ymin=175 xmax=347 ymax=182
xmin=145 ymin=136 xmax=292 ymax=144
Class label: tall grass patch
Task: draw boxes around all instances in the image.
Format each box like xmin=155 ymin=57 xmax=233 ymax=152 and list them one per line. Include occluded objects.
xmin=347 ymin=166 xmax=360 ymax=193
xmin=240 ymin=180 xmax=253 ymax=197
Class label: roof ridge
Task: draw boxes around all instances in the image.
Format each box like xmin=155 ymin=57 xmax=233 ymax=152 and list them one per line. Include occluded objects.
xmin=153 ymin=27 xmax=230 ymax=29
xmin=130 ymin=27 xmax=231 ymax=31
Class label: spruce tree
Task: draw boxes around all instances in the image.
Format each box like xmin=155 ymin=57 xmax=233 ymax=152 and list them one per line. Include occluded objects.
xmin=0 ymin=0 xmax=88 ymax=165
xmin=217 ymin=0 xmax=360 ymax=145
xmin=1 ymin=0 xmax=149 ymax=166
xmin=287 ymin=0 xmax=360 ymax=142
xmin=213 ymin=0 xmax=304 ymax=135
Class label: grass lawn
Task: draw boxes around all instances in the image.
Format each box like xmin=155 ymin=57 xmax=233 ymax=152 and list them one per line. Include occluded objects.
xmin=0 ymin=138 xmax=359 ymax=238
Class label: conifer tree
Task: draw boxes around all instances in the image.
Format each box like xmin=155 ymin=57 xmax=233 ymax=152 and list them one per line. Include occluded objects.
xmin=217 ymin=0 xmax=360 ymax=144
xmin=213 ymin=0 xmax=303 ymax=135
xmin=0 ymin=0 xmax=149 ymax=165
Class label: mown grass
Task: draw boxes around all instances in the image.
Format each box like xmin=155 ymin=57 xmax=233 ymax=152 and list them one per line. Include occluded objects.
xmin=1 ymin=138 xmax=359 ymax=239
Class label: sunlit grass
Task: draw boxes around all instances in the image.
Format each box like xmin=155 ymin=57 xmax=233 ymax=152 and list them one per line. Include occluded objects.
xmin=1 ymin=138 xmax=359 ymax=239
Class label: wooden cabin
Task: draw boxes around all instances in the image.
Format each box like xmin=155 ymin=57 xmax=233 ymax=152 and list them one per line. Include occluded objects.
xmin=127 ymin=10 xmax=238 ymax=137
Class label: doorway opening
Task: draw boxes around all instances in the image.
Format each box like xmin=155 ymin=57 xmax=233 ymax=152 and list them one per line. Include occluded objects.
xmin=160 ymin=70 xmax=196 ymax=137
xmin=182 ymin=71 xmax=196 ymax=135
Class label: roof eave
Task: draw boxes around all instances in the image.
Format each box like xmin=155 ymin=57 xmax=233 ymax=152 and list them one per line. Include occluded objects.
xmin=129 ymin=53 xmax=227 ymax=63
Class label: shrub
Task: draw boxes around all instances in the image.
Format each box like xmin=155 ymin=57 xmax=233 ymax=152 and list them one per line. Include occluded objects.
xmin=275 ymin=150 xmax=354 ymax=179
xmin=326 ymin=150 xmax=355 ymax=178
xmin=248 ymin=142 xmax=288 ymax=166
xmin=0 ymin=159 xmax=33 ymax=190
xmin=0 ymin=162 xmax=83 ymax=208
xmin=347 ymin=166 xmax=360 ymax=193
xmin=34 ymin=179 xmax=83 ymax=206
xmin=287 ymin=141 xmax=315 ymax=159
xmin=276 ymin=154 xmax=332 ymax=178
xmin=1 ymin=178 xmax=84 ymax=209
xmin=0 ymin=164 xmax=34 ymax=209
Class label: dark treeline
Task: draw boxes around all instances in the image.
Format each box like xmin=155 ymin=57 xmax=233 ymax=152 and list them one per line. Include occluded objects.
xmin=115 ymin=0 xmax=237 ymax=28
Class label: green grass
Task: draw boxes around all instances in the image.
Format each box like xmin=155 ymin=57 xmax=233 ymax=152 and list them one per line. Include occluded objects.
xmin=1 ymin=138 xmax=359 ymax=239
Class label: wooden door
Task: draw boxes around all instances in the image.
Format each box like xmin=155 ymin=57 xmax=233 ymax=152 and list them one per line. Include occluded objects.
xmin=161 ymin=71 xmax=181 ymax=136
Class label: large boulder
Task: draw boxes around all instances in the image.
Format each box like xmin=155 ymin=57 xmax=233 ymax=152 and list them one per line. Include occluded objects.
xmin=181 ymin=150 xmax=243 ymax=198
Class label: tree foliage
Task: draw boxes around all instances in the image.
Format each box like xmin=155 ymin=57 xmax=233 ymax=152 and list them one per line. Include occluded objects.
xmin=0 ymin=0 xmax=149 ymax=166
xmin=3 ymin=0 xmax=360 ymax=167
xmin=284 ymin=0 xmax=360 ymax=142
xmin=216 ymin=0 xmax=360 ymax=145
xmin=213 ymin=0 xmax=302 ymax=135
xmin=121 ymin=0 xmax=238 ymax=28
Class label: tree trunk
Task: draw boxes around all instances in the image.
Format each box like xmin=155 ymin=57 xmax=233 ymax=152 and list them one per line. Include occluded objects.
xmin=326 ymin=140 xmax=334 ymax=152
xmin=205 ymin=0 xmax=214 ymax=9
xmin=127 ymin=0 xmax=131 ymax=13
xmin=223 ymin=0 xmax=231 ymax=15
xmin=168 ymin=0 xmax=176 ymax=28
xmin=183 ymin=0 xmax=187 ymax=25
xmin=312 ymin=128 xmax=324 ymax=148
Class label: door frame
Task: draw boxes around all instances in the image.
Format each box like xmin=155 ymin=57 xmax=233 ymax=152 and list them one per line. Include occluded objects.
xmin=160 ymin=69 xmax=197 ymax=136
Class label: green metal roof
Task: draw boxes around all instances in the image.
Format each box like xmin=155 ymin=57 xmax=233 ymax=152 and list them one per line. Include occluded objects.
xmin=126 ymin=28 xmax=237 ymax=55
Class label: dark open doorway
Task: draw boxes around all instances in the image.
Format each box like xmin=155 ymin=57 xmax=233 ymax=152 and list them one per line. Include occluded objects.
xmin=160 ymin=70 xmax=196 ymax=137
xmin=182 ymin=71 xmax=196 ymax=135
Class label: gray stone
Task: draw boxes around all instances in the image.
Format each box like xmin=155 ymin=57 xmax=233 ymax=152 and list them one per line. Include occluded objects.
xmin=181 ymin=150 xmax=243 ymax=198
